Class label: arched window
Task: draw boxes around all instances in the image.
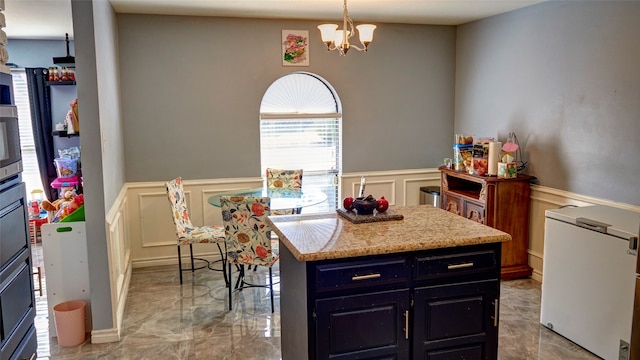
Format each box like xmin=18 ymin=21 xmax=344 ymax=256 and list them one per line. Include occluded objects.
xmin=260 ymin=72 xmax=341 ymax=213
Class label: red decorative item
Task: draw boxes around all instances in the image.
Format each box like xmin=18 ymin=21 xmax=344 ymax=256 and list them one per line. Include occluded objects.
xmin=343 ymin=196 xmax=355 ymax=211
xmin=376 ymin=196 xmax=389 ymax=212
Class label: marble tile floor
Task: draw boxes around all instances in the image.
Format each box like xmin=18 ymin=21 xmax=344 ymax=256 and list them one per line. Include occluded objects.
xmin=32 ymin=244 xmax=600 ymax=359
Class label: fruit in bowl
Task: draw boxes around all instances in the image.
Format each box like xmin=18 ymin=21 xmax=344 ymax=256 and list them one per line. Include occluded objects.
xmin=353 ymin=195 xmax=377 ymax=215
xmin=376 ymin=196 xmax=389 ymax=212
xmin=343 ymin=196 xmax=355 ymax=211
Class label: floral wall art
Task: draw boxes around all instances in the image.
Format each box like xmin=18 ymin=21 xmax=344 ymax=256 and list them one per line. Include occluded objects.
xmin=282 ymin=30 xmax=309 ymax=66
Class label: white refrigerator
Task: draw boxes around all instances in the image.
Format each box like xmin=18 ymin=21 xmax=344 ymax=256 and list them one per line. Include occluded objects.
xmin=541 ymin=205 xmax=639 ymax=360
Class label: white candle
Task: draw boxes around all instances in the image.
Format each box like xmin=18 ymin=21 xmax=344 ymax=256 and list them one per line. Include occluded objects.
xmin=488 ymin=141 xmax=501 ymax=176
xmin=358 ymin=176 xmax=366 ymax=198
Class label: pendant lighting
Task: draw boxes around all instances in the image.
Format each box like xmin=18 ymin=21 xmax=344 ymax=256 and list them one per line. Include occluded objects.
xmin=317 ymin=0 xmax=377 ymax=55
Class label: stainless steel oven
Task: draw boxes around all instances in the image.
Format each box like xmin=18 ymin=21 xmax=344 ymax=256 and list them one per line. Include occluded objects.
xmin=0 ymin=105 xmax=21 ymax=182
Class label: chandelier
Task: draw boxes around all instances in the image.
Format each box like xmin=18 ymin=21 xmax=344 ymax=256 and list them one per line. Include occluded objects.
xmin=317 ymin=0 xmax=377 ymax=55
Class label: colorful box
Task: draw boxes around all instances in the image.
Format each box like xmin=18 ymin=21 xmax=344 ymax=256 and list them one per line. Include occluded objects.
xmin=54 ymin=158 xmax=78 ymax=178
xmin=453 ymin=144 xmax=473 ymax=172
xmin=498 ymin=162 xmax=518 ymax=179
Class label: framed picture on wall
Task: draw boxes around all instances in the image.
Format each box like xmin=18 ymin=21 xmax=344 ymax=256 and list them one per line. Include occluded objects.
xmin=282 ymin=30 xmax=309 ymax=66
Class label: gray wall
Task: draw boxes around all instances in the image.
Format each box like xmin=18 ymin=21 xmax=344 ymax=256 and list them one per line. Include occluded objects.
xmin=455 ymin=1 xmax=640 ymax=205
xmin=5 ymin=39 xmax=73 ymax=68
xmin=117 ymin=15 xmax=456 ymax=181
xmin=71 ymin=0 xmax=125 ymax=332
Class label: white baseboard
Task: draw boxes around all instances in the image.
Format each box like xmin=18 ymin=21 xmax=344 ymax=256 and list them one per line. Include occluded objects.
xmin=90 ymin=328 xmax=121 ymax=344
xmin=132 ymin=252 xmax=225 ymax=268
xmin=531 ymin=269 xmax=543 ymax=283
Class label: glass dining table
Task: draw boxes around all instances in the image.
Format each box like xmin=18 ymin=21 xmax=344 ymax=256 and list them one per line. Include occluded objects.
xmin=207 ymin=187 xmax=328 ymax=211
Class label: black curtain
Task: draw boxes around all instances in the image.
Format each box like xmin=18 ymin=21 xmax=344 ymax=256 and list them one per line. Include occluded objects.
xmin=25 ymin=68 xmax=57 ymax=202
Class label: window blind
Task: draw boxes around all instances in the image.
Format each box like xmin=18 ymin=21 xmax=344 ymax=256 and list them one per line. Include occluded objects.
xmin=260 ymin=116 xmax=340 ymax=213
xmin=11 ymin=69 xmax=44 ymax=197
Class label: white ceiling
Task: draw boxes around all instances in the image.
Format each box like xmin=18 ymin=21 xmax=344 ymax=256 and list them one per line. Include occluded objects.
xmin=2 ymin=0 xmax=545 ymax=40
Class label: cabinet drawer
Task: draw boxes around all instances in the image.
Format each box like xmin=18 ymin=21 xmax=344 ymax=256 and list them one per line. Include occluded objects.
xmin=465 ymin=200 xmax=485 ymax=224
xmin=442 ymin=192 xmax=462 ymax=215
xmin=414 ymin=250 xmax=497 ymax=280
xmin=314 ymin=257 xmax=409 ymax=293
xmin=0 ymin=183 xmax=29 ymax=271
xmin=8 ymin=324 xmax=36 ymax=360
xmin=1 ymin=261 xmax=34 ymax=344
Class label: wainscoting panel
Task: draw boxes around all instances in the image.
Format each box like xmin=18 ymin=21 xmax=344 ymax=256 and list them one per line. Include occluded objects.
xmin=93 ymin=186 xmax=131 ymax=343
xmin=403 ymin=176 xmax=441 ymax=206
xmin=124 ymin=174 xmax=639 ymax=281
xmin=127 ymin=178 xmax=263 ymax=268
xmin=340 ymin=169 xmax=441 ymax=207
xmin=139 ymin=191 xmax=181 ymax=248
xmin=346 ymin=178 xmax=397 ymax=204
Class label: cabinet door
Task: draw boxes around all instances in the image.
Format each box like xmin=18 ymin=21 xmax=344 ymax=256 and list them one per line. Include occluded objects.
xmin=413 ymin=280 xmax=499 ymax=360
xmin=315 ymin=289 xmax=410 ymax=360
xmin=442 ymin=192 xmax=462 ymax=216
xmin=0 ymin=183 xmax=29 ymax=269
xmin=464 ymin=200 xmax=486 ymax=224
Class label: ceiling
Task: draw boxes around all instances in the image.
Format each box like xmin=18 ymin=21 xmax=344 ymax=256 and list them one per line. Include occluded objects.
xmin=2 ymin=0 xmax=545 ymax=40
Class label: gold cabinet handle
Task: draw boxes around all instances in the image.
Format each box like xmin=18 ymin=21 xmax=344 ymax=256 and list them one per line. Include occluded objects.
xmin=447 ymin=262 xmax=474 ymax=270
xmin=351 ymin=273 xmax=381 ymax=281
xmin=404 ymin=310 xmax=409 ymax=339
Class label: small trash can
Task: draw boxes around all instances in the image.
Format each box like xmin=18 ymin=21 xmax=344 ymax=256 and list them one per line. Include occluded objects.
xmin=53 ymin=300 xmax=86 ymax=347
xmin=420 ymin=186 xmax=440 ymax=208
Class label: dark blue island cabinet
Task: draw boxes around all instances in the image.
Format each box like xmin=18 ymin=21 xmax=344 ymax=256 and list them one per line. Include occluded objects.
xmin=279 ymin=239 xmax=502 ymax=360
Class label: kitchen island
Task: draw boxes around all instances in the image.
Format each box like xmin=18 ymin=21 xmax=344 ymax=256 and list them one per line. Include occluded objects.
xmin=267 ymin=205 xmax=511 ymax=360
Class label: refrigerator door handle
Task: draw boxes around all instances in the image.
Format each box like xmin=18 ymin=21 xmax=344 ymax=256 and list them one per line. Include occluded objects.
xmin=630 ymin=237 xmax=638 ymax=251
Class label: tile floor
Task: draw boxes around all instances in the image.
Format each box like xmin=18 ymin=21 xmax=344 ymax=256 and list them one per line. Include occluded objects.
xmin=32 ymin=243 xmax=600 ymax=359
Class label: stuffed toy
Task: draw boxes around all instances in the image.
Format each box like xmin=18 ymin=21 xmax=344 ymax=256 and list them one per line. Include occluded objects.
xmin=44 ymin=191 xmax=85 ymax=223
xmin=42 ymin=189 xmax=76 ymax=212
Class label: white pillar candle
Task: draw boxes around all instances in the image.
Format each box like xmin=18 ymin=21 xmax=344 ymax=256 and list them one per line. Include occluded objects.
xmin=488 ymin=141 xmax=502 ymax=176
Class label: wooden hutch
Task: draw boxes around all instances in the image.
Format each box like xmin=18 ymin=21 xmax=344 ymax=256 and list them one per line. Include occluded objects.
xmin=438 ymin=166 xmax=536 ymax=279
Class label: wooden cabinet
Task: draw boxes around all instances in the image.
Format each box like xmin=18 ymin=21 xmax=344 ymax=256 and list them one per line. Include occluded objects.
xmin=438 ymin=166 xmax=535 ymax=279
xmin=280 ymin=242 xmax=502 ymax=360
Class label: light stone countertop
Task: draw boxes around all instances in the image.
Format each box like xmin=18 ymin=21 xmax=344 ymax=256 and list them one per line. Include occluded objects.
xmin=266 ymin=205 xmax=512 ymax=262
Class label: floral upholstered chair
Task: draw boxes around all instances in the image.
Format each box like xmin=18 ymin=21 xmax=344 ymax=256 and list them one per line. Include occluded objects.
xmin=166 ymin=177 xmax=227 ymax=284
xmin=265 ymin=168 xmax=303 ymax=215
xmin=220 ymin=195 xmax=278 ymax=312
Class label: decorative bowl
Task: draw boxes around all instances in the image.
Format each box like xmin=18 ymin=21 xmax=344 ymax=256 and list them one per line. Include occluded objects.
xmin=353 ymin=197 xmax=377 ymax=215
